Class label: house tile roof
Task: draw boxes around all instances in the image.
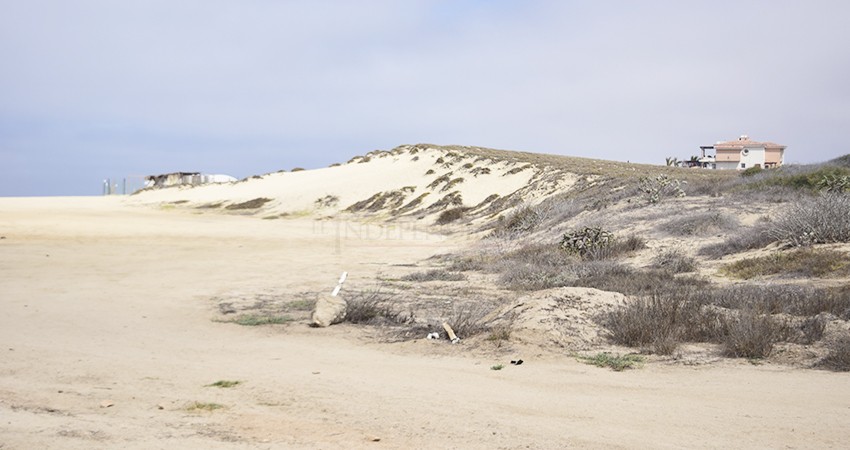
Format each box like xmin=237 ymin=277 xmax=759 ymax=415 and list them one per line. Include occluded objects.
xmin=714 ymin=136 xmax=785 ymax=150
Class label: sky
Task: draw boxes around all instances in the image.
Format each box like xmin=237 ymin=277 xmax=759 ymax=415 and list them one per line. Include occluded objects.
xmin=2 ymin=0 xmax=849 ymax=196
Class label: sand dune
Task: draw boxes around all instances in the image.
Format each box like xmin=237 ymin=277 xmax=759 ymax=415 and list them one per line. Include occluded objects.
xmin=129 ymin=144 xmax=578 ymax=221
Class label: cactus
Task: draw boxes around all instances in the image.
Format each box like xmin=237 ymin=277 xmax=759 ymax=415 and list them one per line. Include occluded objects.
xmin=560 ymin=227 xmax=614 ymax=256
xmin=638 ymin=174 xmax=686 ymax=204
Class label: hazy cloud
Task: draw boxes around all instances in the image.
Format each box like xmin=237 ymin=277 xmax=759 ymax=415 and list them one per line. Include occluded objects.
xmin=2 ymin=0 xmax=849 ymax=195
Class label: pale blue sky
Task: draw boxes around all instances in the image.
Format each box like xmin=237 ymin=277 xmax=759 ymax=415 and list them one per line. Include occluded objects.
xmin=2 ymin=0 xmax=849 ymax=196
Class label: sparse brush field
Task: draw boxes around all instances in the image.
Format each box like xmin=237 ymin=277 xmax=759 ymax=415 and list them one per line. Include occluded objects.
xmin=210 ymin=148 xmax=850 ymax=371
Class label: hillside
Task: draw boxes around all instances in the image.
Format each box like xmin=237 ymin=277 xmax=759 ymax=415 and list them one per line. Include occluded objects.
xmin=130 ymin=145 xmax=850 ymax=369
xmin=130 ymin=143 xmax=733 ymax=223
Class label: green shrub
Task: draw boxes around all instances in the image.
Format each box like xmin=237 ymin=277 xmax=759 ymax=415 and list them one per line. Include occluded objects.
xmin=740 ymin=166 xmax=764 ymax=177
xmin=578 ymin=353 xmax=644 ymax=371
xmin=229 ymin=314 xmax=291 ymax=326
xmin=761 ymin=166 xmax=850 ymax=191
xmin=817 ymin=173 xmax=850 ymax=192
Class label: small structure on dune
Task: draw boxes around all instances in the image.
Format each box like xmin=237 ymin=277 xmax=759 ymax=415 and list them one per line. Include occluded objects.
xmin=144 ymin=172 xmax=237 ymax=189
xmin=696 ymin=135 xmax=786 ymax=170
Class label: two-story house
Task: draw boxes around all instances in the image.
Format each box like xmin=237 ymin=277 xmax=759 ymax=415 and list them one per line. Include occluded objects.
xmin=701 ymin=135 xmax=786 ymax=170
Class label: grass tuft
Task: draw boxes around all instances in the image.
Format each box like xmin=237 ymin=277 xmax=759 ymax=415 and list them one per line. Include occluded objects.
xmin=186 ymin=402 xmax=224 ymax=412
xmin=228 ymin=314 xmax=292 ymax=326
xmin=721 ymin=249 xmax=850 ymax=279
xmin=400 ymin=269 xmax=467 ymax=282
xmin=578 ymin=353 xmax=644 ymax=371
xmin=205 ymin=380 xmax=241 ymax=388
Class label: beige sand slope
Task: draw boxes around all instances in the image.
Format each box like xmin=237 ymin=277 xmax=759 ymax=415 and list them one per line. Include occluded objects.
xmin=128 ymin=144 xmax=579 ymax=221
xmin=2 ymin=194 xmax=850 ymax=449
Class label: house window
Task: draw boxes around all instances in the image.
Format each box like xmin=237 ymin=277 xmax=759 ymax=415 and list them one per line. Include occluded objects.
xmin=741 ymin=163 xmax=746 ymax=169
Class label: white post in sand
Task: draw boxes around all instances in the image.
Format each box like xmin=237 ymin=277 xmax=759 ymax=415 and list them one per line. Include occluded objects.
xmin=331 ymin=271 xmax=347 ymax=296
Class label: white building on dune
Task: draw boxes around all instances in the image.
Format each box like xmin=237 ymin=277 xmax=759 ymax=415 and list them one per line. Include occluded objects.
xmin=144 ymin=172 xmax=237 ymax=189
xmin=699 ymin=135 xmax=786 ymax=170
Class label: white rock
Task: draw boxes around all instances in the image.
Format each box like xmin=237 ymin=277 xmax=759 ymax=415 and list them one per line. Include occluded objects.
xmin=311 ymin=295 xmax=347 ymax=327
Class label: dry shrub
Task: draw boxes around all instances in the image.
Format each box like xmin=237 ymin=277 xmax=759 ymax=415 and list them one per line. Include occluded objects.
xmin=829 ymin=154 xmax=850 ymax=168
xmin=770 ymin=193 xmax=850 ymax=246
xmin=659 ymin=212 xmax=738 ymax=236
xmin=569 ymin=263 xmax=709 ymax=297
xmin=344 ymin=289 xmax=411 ymax=325
xmin=786 ymin=285 xmax=850 ymax=319
xmin=435 ymin=207 xmax=469 ymax=225
xmin=651 ymin=249 xmax=697 ymax=274
xmin=537 ymin=195 xmax=583 ymax=226
xmin=490 ymin=205 xmax=545 ymax=238
xmin=445 ymin=304 xmax=490 ymax=338
xmin=685 ymin=178 xmax=728 ymax=197
xmin=819 ymin=334 xmax=850 ymax=371
xmin=721 ymin=248 xmax=850 ymax=279
xmin=698 ymin=223 xmax=775 ymax=259
xmin=225 ymin=197 xmax=272 ymax=210
xmin=603 ymin=288 xmax=725 ymax=355
xmin=446 ymin=255 xmax=489 ymax=272
xmin=499 ymin=264 xmax=573 ymax=291
xmin=708 ymin=284 xmax=850 ymax=319
xmin=586 ymin=235 xmax=647 ymax=260
xmin=496 ymin=242 xmax=576 ymax=269
xmin=604 ymin=294 xmax=692 ymax=354
xmin=400 ymin=269 xmax=467 ymax=282
xmin=720 ymin=310 xmax=790 ymax=358
xmin=794 ymin=315 xmax=828 ymax=345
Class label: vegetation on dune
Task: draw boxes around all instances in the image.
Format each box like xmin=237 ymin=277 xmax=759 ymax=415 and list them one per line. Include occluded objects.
xmin=207 ymin=145 xmax=850 ymax=371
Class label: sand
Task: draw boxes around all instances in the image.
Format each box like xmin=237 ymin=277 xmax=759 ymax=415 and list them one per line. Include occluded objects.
xmin=125 ymin=146 xmax=549 ymax=219
xmin=2 ymin=196 xmax=849 ymax=449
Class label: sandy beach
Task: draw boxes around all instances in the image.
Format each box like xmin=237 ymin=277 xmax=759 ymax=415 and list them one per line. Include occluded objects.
xmin=2 ymin=195 xmax=849 ymax=449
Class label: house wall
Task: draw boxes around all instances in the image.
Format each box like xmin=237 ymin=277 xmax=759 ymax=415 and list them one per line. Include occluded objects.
xmin=715 ymin=161 xmax=739 ymax=170
xmin=765 ymin=148 xmax=784 ymax=165
xmin=715 ymin=149 xmax=740 ymax=162
xmin=739 ymin=147 xmax=765 ymax=169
